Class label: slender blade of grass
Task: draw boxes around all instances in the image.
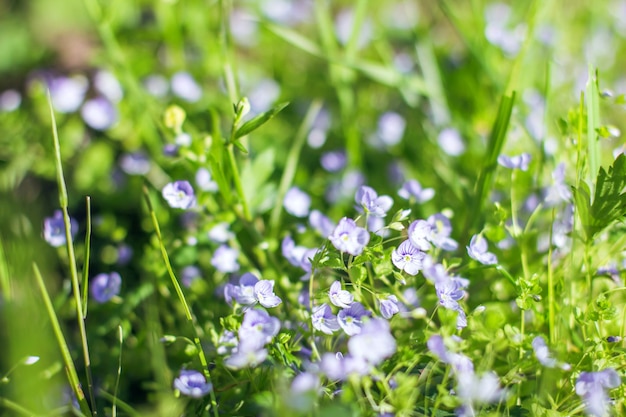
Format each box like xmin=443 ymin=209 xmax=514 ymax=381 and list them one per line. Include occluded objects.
xmin=112 ymin=326 xmax=123 ymax=417
xmin=0 ymin=238 xmax=11 ymax=301
xmin=81 ymin=196 xmax=91 ymax=318
xmin=586 ymin=67 xmax=601 ymax=189
xmin=269 ymin=99 xmax=324 ymax=238
xmin=33 ymin=263 xmax=91 ymax=417
xmin=47 ymin=90 xmax=96 ymax=416
xmin=142 ymin=185 xmax=220 ymax=417
xmin=464 ymin=92 xmax=516 ymax=238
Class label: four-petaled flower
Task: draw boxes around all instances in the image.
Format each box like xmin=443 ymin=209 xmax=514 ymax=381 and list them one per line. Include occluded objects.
xmin=392 ymin=240 xmax=426 ymax=275
xmin=355 ymin=186 xmax=393 ymax=217
xmin=497 ymin=153 xmax=531 ymax=171
xmin=398 ymin=179 xmax=435 ymax=203
xmin=311 ymin=303 xmax=340 ymax=334
xmin=284 ymin=187 xmax=311 ymax=218
xmin=467 ymin=234 xmax=498 ymax=265
xmin=173 ymin=370 xmax=212 ymax=398
xmin=211 ymin=245 xmax=240 ymax=273
xmin=43 ymin=210 xmax=78 ymax=247
xmin=328 ymin=280 xmax=353 ymax=308
xmin=575 ymin=369 xmax=621 ymax=417
xmin=337 ymin=302 xmax=371 ymax=335
xmin=91 ymin=272 xmax=122 ymax=303
xmin=162 ymin=180 xmax=196 ymax=209
xmin=329 ymin=217 xmax=370 ymax=256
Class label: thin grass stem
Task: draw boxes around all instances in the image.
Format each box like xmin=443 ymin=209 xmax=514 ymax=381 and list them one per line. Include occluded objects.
xmin=48 ymin=91 xmax=96 ymax=416
xmin=33 ymin=263 xmax=92 ymax=416
xmin=142 ymin=186 xmax=219 ymax=417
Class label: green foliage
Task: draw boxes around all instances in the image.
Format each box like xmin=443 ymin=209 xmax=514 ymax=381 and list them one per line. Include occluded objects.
xmin=572 ymin=153 xmax=626 ymax=241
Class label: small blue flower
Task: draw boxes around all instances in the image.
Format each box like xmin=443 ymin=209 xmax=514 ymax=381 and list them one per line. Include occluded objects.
xmin=467 ymin=234 xmax=498 ymax=265
xmin=379 ymin=296 xmax=400 ymax=319
xmin=497 ymin=153 xmax=531 ymax=171
xmin=311 ymin=303 xmax=340 ymax=334
xmin=398 ymin=179 xmax=435 ymax=203
xmin=338 ymin=302 xmax=371 ymax=336
xmin=329 ymin=217 xmax=370 ymax=256
xmin=43 ymin=210 xmax=78 ymax=248
xmin=309 ymin=210 xmax=336 ymax=238
xmin=427 ymin=213 xmax=458 ymax=251
xmin=173 ymin=370 xmax=212 ymax=398
xmin=531 ymin=336 xmax=570 ymax=370
xmin=575 ymin=369 xmax=621 ymax=417
xmin=329 ymin=281 xmax=353 ymax=308
xmin=162 ymin=180 xmax=196 ymax=209
xmin=91 ymin=272 xmax=121 ymax=303
xmin=392 ymin=240 xmax=426 ymax=276
xmin=119 ymin=152 xmax=150 ymax=175
xmin=284 ymin=186 xmax=311 ymax=218
xmin=211 ymin=245 xmax=239 ymax=273
xmin=181 ymin=266 xmax=202 ymax=288
xmin=171 ymin=71 xmax=202 ymax=102
xmin=348 ymin=318 xmax=396 ymax=365
xmin=254 ymin=280 xmax=282 ymax=308
xmin=407 ymin=219 xmax=432 ymax=251
xmin=320 ymin=150 xmax=347 ymax=172
xmin=355 ymin=186 xmax=393 ymax=217
xmin=81 ymin=97 xmax=118 ymax=131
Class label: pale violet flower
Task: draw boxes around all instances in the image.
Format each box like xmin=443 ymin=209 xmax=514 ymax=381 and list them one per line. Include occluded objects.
xmin=119 ymin=152 xmax=150 ymax=175
xmin=162 ymin=180 xmax=196 ymax=209
xmin=320 ymin=352 xmax=369 ymax=381
xmin=211 ymin=245 xmax=239 ymax=273
xmin=91 ymin=272 xmax=122 ymax=303
xmin=224 ymin=273 xmax=281 ymax=308
xmin=348 ymin=318 xmax=396 ymax=365
xmin=0 ymin=89 xmax=21 ymax=112
xmin=376 ymin=112 xmax=406 ymax=146
xmin=238 ymin=308 xmax=281 ymax=349
xmin=93 ymin=70 xmax=123 ymax=103
xmin=427 ymin=213 xmax=458 ymax=251
xmin=309 ymin=210 xmax=336 ymax=238
xmin=196 ymin=168 xmax=218 ymax=192
xmin=49 ymin=75 xmax=88 ymax=113
xmin=171 ymin=71 xmax=202 ymax=102
xmin=43 ymin=210 xmax=78 ymax=247
xmin=329 ymin=217 xmax=370 ymax=256
xmin=408 ymin=219 xmax=432 ymax=251
xmin=284 ymin=187 xmax=311 ymax=218
xmin=398 ymin=179 xmax=435 ymax=203
xmin=391 ymin=240 xmax=425 ymax=276
xmin=181 ymin=266 xmax=202 ymax=287
xmin=173 ymin=370 xmax=212 ymax=398
xmin=467 ymin=234 xmax=498 ymax=265
xmin=437 ymin=128 xmax=466 ymax=156
xmin=497 ymin=153 xmax=531 ymax=171
xmin=329 ymin=281 xmax=353 ymax=308
xmin=311 ymin=303 xmax=340 ymax=334
xmin=81 ymin=97 xmax=118 ymax=130
xmin=355 ymin=186 xmax=393 ymax=217
xmin=532 ymin=336 xmax=570 ymax=370
xmin=320 ymin=150 xmax=347 ymax=172
xmin=379 ymin=296 xmax=400 ymax=319
xmin=337 ymin=302 xmax=371 ymax=336
xmin=253 ymin=280 xmax=282 ymax=308
xmin=208 ymin=222 xmax=234 ymax=243
xmin=575 ymin=369 xmax=621 ymax=417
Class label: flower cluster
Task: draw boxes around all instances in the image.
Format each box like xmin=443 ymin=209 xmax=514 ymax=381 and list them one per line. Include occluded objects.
xmin=224 ymin=273 xmax=282 ymax=309
xmin=223 ymin=308 xmax=281 ymax=369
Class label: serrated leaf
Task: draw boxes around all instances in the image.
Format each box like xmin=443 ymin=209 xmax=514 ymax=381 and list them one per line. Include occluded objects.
xmin=234 ymin=102 xmax=289 ymax=140
xmin=572 ymin=153 xmax=626 ymax=241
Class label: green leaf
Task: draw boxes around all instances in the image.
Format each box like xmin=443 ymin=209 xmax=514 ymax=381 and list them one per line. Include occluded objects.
xmin=241 ymin=147 xmax=276 ymax=213
xmin=263 ymin=23 xmax=323 ymax=57
xmin=572 ymin=153 xmax=626 ymax=241
xmin=234 ymin=102 xmax=289 ymax=140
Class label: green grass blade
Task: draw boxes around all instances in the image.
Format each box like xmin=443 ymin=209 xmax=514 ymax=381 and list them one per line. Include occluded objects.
xmin=81 ymin=196 xmax=91 ymax=318
xmin=48 ymin=91 xmax=97 ymax=416
xmin=0 ymin=238 xmax=11 ymax=301
xmin=142 ymin=185 xmax=220 ymax=417
xmin=33 ymin=263 xmax=92 ymax=417
xmin=112 ymin=326 xmax=123 ymax=417
xmin=464 ymin=92 xmax=516 ymax=238
xmin=586 ymin=67 xmax=601 ymax=188
xmin=269 ymin=99 xmax=323 ymax=238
